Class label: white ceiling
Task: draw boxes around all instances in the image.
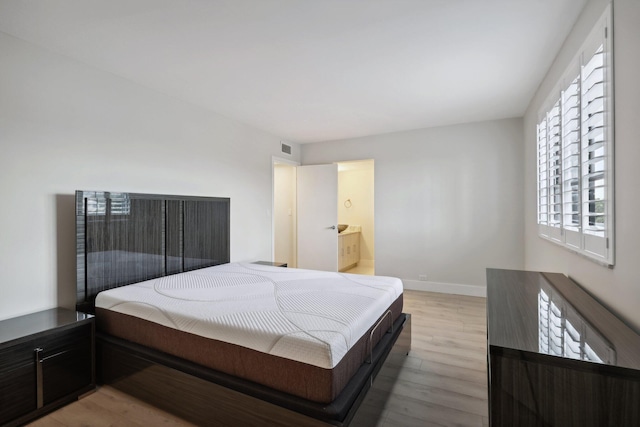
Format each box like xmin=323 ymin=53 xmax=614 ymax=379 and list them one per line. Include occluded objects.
xmin=0 ymin=0 xmax=587 ymax=143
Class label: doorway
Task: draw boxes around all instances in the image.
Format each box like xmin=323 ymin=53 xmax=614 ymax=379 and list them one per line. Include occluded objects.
xmin=272 ymin=158 xmax=298 ymax=268
xmin=272 ymin=158 xmax=374 ymax=274
xmin=337 ymin=160 xmax=375 ymax=275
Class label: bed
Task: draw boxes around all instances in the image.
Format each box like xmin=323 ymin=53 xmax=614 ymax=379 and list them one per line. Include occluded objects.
xmin=76 ymin=190 xmax=411 ymax=426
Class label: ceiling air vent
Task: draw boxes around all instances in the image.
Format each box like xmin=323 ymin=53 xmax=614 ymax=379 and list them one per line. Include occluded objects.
xmin=281 ymin=142 xmax=292 ymax=156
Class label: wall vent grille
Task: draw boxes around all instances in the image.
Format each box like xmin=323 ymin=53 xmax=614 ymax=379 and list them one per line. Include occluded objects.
xmin=281 ymin=143 xmax=292 ymax=155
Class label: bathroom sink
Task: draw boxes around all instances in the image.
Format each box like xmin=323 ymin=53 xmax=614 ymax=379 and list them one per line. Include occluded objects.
xmin=338 ymin=224 xmax=348 ymax=233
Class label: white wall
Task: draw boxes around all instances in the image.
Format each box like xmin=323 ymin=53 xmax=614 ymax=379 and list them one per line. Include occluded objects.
xmin=524 ymin=0 xmax=640 ymax=332
xmin=338 ymin=161 xmax=375 ymax=266
xmin=0 ymin=33 xmax=299 ymax=321
xmin=303 ymin=118 xmax=524 ymax=294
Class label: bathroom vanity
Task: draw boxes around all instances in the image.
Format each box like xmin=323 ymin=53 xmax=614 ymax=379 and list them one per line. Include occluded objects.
xmin=338 ymin=229 xmax=360 ymax=272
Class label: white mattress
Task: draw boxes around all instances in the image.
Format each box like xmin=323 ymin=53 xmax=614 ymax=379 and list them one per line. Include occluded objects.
xmin=95 ymin=262 xmax=403 ymax=369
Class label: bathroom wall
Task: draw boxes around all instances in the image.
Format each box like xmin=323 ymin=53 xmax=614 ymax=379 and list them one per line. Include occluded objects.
xmin=338 ymin=160 xmax=375 ymax=268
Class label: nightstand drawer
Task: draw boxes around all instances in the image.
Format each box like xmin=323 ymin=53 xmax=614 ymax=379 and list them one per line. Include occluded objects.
xmin=0 ymin=309 xmax=95 ymax=426
xmin=38 ymin=323 xmax=93 ymax=406
xmin=0 ymin=342 xmax=36 ymax=424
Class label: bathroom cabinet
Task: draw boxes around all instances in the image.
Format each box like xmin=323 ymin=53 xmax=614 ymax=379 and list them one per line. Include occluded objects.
xmin=338 ymin=231 xmax=360 ymax=271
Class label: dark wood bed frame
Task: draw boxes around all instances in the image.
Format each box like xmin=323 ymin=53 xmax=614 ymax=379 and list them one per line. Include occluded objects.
xmin=75 ymin=190 xmax=411 ymax=426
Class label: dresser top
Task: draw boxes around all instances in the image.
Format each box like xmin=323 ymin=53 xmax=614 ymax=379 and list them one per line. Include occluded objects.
xmin=0 ymin=308 xmax=93 ymax=346
xmin=487 ymin=269 xmax=640 ymax=371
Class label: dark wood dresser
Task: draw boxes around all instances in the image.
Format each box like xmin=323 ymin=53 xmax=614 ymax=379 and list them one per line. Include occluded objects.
xmin=486 ymin=269 xmax=640 ymax=426
xmin=0 ymin=308 xmax=95 ymax=426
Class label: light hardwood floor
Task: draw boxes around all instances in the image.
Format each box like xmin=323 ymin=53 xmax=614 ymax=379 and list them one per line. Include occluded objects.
xmin=28 ymin=290 xmax=488 ymax=427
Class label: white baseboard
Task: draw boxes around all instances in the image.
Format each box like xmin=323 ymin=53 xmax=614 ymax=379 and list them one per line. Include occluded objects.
xmin=403 ymin=279 xmax=486 ymax=298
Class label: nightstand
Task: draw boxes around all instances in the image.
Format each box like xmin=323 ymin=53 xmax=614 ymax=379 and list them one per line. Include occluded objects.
xmin=0 ymin=308 xmax=95 ymax=426
xmin=252 ymin=261 xmax=288 ymax=267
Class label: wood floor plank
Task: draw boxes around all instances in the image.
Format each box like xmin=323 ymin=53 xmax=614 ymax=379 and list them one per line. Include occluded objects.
xmin=410 ymin=348 xmax=487 ymax=372
xmin=383 ymin=409 xmax=445 ymax=427
xmin=379 ymin=394 xmax=484 ymax=427
xmin=44 ymin=398 xmax=137 ymax=427
xmin=375 ymin=374 xmax=488 ymax=416
xmin=92 ymin=386 xmax=196 ymax=426
xmin=26 ymin=415 xmax=67 ymax=427
xmin=419 ymin=358 xmax=488 ymax=386
xmin=429 ymin=335 xmax=486 ymax=353
xmin=384 ymin=366 xmax=488 ymax=400
xmin=29 ymin=289 xmax=489 ymax=426
xmin=416 ymin=327 xmax=488 ymax=343
xmin=411 ymin=339 xmax=487 ymax=362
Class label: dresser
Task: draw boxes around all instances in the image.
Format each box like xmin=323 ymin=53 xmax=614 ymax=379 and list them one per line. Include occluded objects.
xmin=0 ymin=308 xmax=95 ymax=426
xmin=486 ymin=269 xmax=640 ymax=426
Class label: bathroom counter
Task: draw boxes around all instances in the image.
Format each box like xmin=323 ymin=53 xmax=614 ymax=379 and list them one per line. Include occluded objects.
xmin=338 ymin=225 xmax=361 ymax=236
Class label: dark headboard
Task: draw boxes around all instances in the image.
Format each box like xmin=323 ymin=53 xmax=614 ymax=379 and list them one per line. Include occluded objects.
xmin=76 ymin=191 xmax=230 ymax=313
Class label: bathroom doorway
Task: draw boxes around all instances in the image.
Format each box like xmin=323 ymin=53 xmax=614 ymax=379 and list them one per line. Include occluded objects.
xmin=272 ymin=158 xmax=374 ymax=274
xmin=337 ymin=160 xmax=375 ymax=275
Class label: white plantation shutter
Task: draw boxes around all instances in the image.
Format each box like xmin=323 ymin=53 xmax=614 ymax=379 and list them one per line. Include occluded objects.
xmin=535 ymin=5 xmax=613 ymax=266
xmin=581 ymin=44 xmax=610 ymax=260
xmin=547 ymin=100 xmax=563 ymax=230
xmin=537 ymin=119 xmax=548 ymax=227
xmin=562 ymin=76 xmax=581 ymax=248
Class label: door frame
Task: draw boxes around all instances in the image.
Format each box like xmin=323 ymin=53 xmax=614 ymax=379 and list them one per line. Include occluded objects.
xmin=272 ymin=157 xmax=376 ymax=273
xmin=272 ymin=156 xmax=299 ymax=266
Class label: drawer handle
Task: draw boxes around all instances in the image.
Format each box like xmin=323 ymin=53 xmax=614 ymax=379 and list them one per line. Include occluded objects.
xmin=34 ymin=348 xmax=43 ymax=408
xmin=39 ymin=350 xmax=71 ymax=363
xmin=34 ymin=348 xmax=71 ymax=408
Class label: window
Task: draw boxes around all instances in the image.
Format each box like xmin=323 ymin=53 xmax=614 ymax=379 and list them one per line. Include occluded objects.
xmin=536 ymin=6 xmax=613 ymax=266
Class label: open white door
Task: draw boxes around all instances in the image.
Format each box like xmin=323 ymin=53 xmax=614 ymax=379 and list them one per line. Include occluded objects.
xmin=297 ymin=164 xmax=338 ymax=271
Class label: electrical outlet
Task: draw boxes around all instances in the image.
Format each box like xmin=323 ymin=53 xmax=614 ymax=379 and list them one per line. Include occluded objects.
xmin=418 ymin=274 xmax=428 ymax=281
